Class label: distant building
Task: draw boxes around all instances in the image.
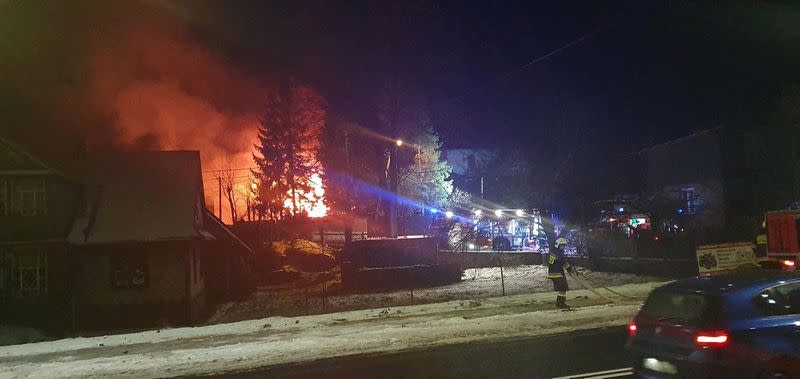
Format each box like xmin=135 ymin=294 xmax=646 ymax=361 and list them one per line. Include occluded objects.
xmin=641 ymin=126 xmax=800 ymax=240
xmin=0 ymin=140 xmax=253 ymax=334
xmin=643 ymin=128 xmax=726 ymax=231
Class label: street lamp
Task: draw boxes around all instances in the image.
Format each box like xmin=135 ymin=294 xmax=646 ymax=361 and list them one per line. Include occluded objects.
xmin=474 ymin=209 xmax=482 ymax=216
xmin=494 ymin=209 xmax=503 ymax=217
xmin=515 ymin=209 xmax=524 ymax=217
xmin=396 ymin=139 xmax=404 ymax=147
xmin=445 ymin=211 xmax=454 ymax=219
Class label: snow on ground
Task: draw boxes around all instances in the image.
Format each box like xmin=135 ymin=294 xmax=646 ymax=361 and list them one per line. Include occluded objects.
xmin=210 ymin=265 xmax=664 ymax=323
xmin=0 ymin=281 xmax=669 ymax=378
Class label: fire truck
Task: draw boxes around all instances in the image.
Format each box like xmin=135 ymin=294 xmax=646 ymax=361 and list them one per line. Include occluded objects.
xmin=763 ymin=209 xmax=800 ymax=270
xmin=468 ymin=209 xmax=548 ymax=251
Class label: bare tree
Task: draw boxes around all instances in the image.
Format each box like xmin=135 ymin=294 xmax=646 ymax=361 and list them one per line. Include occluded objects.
xmin=219 ymin=160 xmax=239 ymax=223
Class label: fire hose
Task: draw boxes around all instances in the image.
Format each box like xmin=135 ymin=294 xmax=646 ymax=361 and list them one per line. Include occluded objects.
xmin=566 ymin=268 xmax=644 ymax=302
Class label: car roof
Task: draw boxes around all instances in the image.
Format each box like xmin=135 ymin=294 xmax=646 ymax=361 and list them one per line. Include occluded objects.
xmin=658 ymin=271 xmax=800 ymax=295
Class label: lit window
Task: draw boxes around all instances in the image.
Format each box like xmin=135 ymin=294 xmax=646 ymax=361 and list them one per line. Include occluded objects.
xmin=681 ymin=188 xmax=697 ymax=215
xmin=13 ymin=177 xmax=46 ymax=216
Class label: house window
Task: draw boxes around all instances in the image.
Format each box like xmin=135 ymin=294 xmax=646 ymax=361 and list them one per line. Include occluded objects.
xmin=110 ymin=256 xmax=149 ymax=290
xmin=0 ymin=178 xmax=7 ymax=216
xmin=13 ymin=177 xmax=46 ymax=216
xmin=5 ymin=247 xmax=48 ymax=297
xmin=681 ymin=188 xmax=697 ymax=215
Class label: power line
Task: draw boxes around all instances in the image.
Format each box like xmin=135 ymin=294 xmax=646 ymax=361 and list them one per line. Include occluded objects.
xmin=202 ymin=167 xmax=257 ymax=173
xmin=433 ymin=25 xmax=607 ymax=110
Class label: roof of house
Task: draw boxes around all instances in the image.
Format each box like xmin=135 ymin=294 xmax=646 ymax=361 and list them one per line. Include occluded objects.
xmin=0 ymin=136 xmax=55 ymax=172
xmin=203 ymin=209 xmax=255 ymax=256
xmin=68 ymin=150 xmax=210 ymax=244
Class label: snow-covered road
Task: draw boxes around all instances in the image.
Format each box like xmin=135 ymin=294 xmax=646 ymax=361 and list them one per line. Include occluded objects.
xmin=0 ymin=281 xmax=668 ymax=378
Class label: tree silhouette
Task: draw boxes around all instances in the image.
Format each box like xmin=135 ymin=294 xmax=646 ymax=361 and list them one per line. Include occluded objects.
xmin=253 ymin=77 xmax=326 ymax=219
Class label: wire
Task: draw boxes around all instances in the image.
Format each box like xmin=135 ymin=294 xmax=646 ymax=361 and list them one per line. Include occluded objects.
xmin=433 ymin=25 xmax=607 ymax=110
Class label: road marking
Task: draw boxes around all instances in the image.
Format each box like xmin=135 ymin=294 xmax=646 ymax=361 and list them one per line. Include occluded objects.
xmin=552 ymin=367 xmax=633 ymax=379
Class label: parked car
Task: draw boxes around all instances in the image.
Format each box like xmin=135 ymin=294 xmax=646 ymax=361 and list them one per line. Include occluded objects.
xmin=626 ymin=271 xmax=800 ymax=378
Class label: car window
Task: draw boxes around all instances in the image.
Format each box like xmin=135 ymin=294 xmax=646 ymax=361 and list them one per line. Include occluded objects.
xmin=752 ymin=282 xmax=800 ymax=316
xmin=640 ymin=291 xmax=714 ymax=325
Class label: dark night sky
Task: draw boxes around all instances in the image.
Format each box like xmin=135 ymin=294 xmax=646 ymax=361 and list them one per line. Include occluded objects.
xmin=3 ymin=1 xmax=800 ymax=155
xmin=170 ymin=0 xmax=800 ymax=150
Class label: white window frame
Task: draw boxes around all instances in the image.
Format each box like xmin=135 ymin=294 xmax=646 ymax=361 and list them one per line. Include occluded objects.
xmin=15 ymin=246 xmax=47 ymax=297
xmin=13 ymin=177 xmax=46 ymax=216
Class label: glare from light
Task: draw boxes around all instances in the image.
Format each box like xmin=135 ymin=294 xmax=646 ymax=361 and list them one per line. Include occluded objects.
xmin=515 ymin=209 xmax=524 ymax=216
xmin=468 ymin=243 xmax=475 ymax=250
xmin=494 ymin=210 xmax=503 ymax=217
xmin=430 ymin=208 xmax=439 ymax=214
xmin=474 ymin=209 xmax=482 ymax=216
xmin=445 ymin=211 xmax=454 ymax=219
xmin=396 ymin=139 xmax=404 ymax=147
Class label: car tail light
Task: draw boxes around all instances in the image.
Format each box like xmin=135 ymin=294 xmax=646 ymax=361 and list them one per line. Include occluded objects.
xmin=783 ymin=260 xmax=796 ymax=269
xmin=628 ymin=322 xmax=637 ymax=336
xmin=695 ymin=331 xmax=728 ymax=348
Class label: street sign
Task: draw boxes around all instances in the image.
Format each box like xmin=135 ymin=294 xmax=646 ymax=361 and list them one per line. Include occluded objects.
xmin=696 ymin=242 xmax=757 ymax=274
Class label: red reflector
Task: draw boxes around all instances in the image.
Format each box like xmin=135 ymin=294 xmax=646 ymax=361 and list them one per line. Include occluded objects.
xmin=628 ymin=323 xmax=637 ymax=335
xmin=783 ymin=260 xmax=796 ymax=267
xmin=696 ymin=332 xmax=728 ymax=347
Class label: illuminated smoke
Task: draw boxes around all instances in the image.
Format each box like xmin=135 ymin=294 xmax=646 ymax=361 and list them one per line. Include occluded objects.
xmin=82 ymin=4 xmax=326 ymax=221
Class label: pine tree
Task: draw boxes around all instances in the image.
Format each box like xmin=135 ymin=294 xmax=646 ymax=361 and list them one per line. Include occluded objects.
xmin=399 ymin=121 xmax=454 ymax=208
xmin=253 ymin=78 xmax=326 ymax=219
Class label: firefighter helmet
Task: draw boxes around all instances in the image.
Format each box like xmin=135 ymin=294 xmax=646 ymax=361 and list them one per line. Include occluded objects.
xmin=555 ymin=237 xmax=568 ymax=247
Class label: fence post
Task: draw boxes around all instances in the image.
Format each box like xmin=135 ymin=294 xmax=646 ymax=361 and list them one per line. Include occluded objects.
xmin=499 ymin=254 xmax=506 ymax=296
xmin=304 ymin=287 xmax=309 ymax=315
xmin=322 ymin=282 xmax=327 ymax=312
xmin=410 ymin=287 xmax=414 ymax=305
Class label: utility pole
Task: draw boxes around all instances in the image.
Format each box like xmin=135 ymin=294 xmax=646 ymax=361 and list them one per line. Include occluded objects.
xmin=388 ymin=147 xmax=398 ymax=238
xmin=344 ymin=130 xmax=353 ymax=244
xmin=388 ymin=139 xmax=402 ymax=238
xmin=217 ymin=176 xmax=223 ymax=220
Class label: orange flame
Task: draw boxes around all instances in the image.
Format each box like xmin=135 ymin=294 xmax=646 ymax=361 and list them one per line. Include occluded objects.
xmin=282 ymin=172 xmax=328 ymax=218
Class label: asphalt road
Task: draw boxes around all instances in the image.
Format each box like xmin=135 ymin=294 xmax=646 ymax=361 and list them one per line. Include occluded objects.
xmin=218 ymin=326 xmax=633 ymax=379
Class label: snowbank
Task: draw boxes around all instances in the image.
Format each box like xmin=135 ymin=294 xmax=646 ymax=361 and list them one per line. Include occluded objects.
xmin=0 ymin=281 xmax=667 ymax=378
xmin=211 ymin=265 xmax=663 ymax=323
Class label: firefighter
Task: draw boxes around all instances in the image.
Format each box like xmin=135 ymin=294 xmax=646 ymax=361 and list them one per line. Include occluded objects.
xmin=547 ymin=236 xmax=574 ymax=308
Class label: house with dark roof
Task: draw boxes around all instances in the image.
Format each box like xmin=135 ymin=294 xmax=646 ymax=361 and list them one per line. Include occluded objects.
xmin=0 ymin=138 xmax=81 ymax=332
xmin=0 ymin=141 xmax=254 ymax=333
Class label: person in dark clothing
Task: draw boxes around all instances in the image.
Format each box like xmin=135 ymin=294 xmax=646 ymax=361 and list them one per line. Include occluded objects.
xmin=547 ymin=236 xmax=574 ymax=308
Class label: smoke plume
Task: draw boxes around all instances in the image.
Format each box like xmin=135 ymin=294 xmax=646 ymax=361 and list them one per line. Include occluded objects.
xmin=81 ymin=3 xmax=267 ymax=218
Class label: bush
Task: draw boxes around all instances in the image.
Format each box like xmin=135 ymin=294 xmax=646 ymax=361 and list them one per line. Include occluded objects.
xmin=272 ymin=239 xmax=337 ymax=272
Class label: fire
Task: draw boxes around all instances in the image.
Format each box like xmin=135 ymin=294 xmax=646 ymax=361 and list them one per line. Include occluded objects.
xmin=282 ymin=172 xmax=328 ymax=218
